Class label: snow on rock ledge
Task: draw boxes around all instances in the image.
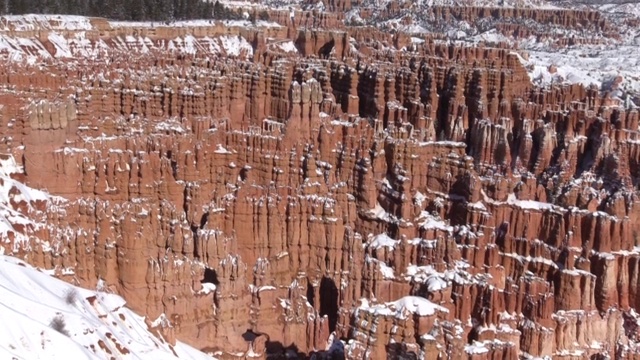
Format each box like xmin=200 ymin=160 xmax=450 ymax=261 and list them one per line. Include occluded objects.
xmin=0 ymin=15 xmax=93 ymax=31
xmin=0 ymin=15 xmax=259 ymax=62
xmin=0 ymin=154 xmax=50 ymax=249
xmin=357 ymin=296 xmax=448 ymax=320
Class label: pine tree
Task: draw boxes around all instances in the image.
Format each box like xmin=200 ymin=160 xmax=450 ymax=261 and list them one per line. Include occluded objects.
xmin=126 ymin=0 xmax=146 ymax=21
xmin=213 ymin=1 xmax=224 ymax=20
xmin=0 ymin=0 xmax=215 ymax=20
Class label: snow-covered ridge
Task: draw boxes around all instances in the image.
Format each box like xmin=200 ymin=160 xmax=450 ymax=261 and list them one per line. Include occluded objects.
xmin=110 ymin=19 xmax=281 ymax=29
xmin=404 ymin=0 xmax=559 ymax=9
xmin=0 ymin=14 xmax=281 ymax=32
xmin=0 ymin=254 xmax=213 ymax=359
xmin=0 ymin=14 xmax=94 ymax=31
xmin=0 ymin=14 xmax=277 ymax=62
xmin=0 ymin=32 xmax=255 ymax=62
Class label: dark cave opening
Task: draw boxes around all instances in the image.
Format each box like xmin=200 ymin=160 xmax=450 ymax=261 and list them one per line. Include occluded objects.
xmin=307 ymin=282 xmax=315 ymax=308
xmin=319 ymin=277 xmax=339 ymax=333
xmin=201 ymin=268 xmax=219 ymax=286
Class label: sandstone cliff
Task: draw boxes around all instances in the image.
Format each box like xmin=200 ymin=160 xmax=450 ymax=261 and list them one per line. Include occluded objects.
xmin=0 ymin=8 xmax=639 ymax=360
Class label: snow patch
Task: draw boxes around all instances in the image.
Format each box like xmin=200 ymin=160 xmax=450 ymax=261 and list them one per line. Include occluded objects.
xmin=357 ymin=296 xmax=448 ymax=320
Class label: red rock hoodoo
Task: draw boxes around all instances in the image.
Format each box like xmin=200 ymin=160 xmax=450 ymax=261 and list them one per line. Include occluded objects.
xmin=0 ymin=5 xmax=639 ymax=359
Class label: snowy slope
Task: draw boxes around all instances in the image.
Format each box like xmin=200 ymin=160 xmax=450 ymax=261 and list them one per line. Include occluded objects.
xmin=0 ymin=254 xmax=214 ymax=360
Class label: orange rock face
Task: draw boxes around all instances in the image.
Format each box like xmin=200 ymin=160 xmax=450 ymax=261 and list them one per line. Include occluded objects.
xmin=0 ymin=9 xmax=639 ymax=360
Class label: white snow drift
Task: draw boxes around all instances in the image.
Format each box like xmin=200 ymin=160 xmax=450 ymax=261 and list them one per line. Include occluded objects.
xmin=0 ymin=254 xmax=213 ymax=359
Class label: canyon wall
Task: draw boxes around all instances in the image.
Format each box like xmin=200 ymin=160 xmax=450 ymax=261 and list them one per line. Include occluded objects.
xmin=0 ymin=11 xmax=639 ymax=360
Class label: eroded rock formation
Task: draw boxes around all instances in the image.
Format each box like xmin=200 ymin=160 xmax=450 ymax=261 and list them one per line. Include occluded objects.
xmin=0 ymin=8 xmax=639 ymax=360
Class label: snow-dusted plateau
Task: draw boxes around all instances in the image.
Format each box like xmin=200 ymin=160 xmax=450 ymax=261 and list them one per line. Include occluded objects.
xmin=0 ymin=0 xmax=639 ymax=358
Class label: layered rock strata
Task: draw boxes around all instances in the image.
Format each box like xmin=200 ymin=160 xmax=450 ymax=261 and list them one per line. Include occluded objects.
xmin=0 ymin=11 xmax=639 ymax=360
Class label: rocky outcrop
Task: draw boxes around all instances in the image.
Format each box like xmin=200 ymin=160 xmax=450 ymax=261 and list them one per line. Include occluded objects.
xmin=0 ymin=9 xmax=639 ymax=360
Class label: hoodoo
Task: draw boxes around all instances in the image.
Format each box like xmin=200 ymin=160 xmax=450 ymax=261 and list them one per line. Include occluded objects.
xmin=0 ymin=1 xmax=639 ymax=358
